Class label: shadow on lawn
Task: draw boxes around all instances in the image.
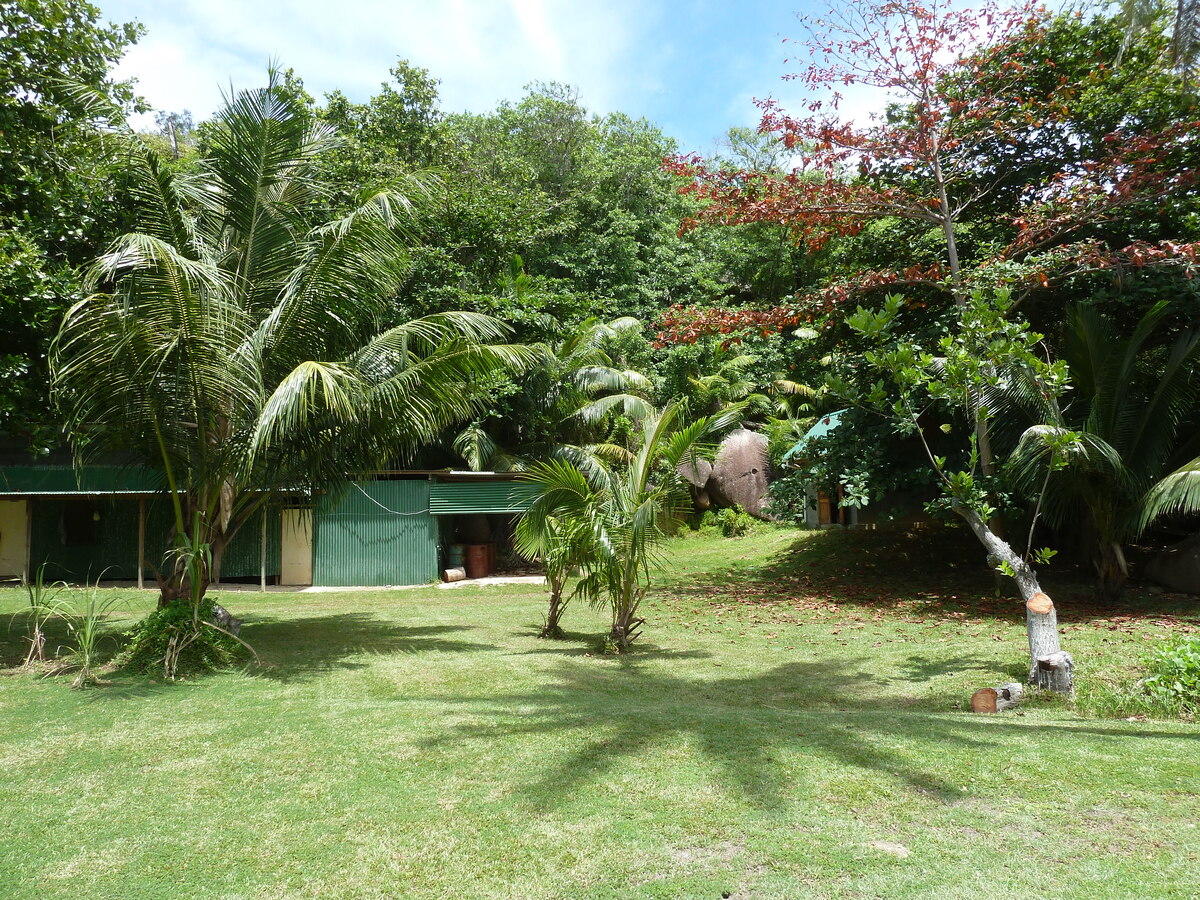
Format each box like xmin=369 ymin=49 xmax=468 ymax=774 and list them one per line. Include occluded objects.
xmin=1 ymin=612 xmax=80 ymax=668
xmin=515 ymin=629 xmax=712 ymax=663
xmin=420 ymin=656 xmax=965 ymax=810
xmin=242 ymin=614 xmax=497 ymax=682
xmin=68 ymin=615 xmax=497 ymax=699
xmin=898 ymin=653 xmax=1018 ymax=682
xmin=418 ymin=655 xmax=1200 ymax=812
xmin=671 ymin=528 xmax=1200 ymax=626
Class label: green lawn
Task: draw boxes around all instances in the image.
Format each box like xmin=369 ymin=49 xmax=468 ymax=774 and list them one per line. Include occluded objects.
xmin=1 ymin=526 xmax=1198 ymax=899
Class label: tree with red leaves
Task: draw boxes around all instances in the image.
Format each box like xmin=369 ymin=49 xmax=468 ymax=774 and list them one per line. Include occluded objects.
xmin=661 ymin=0 xmax=1200 ymax=338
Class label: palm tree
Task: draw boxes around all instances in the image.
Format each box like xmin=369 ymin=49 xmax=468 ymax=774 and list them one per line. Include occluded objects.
xmin=455 ymin=315 xmax=652 ymax=475
xmin=518 ymin=401 xmax=740 ymax=650
xmin=52 ymin=71 xmax=531 ymax=605
xmin=1010 ymin=301 xmax=1200 ymax=599
xmin=513 ymin=510 xmax=593 ymax=638
xmin=1117 ymin=0 xmax=1200 ymax=85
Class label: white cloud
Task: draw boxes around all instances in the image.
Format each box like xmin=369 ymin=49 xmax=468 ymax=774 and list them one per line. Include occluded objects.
xmin=104 ymin=0 xmax=647 ymax=129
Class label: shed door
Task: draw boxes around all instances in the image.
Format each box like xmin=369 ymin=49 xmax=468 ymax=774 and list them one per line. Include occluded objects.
xmin=280 ymin=508 xmax=313 ymax=585
xmin=817 ymin=492 xmax=834 ymax=526
xmin=0 ymin=499 xmax=29 ymax=580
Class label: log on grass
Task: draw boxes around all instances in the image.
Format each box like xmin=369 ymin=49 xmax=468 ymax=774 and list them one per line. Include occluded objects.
xmin=970 ymin=682 xmax=1025 ymax=714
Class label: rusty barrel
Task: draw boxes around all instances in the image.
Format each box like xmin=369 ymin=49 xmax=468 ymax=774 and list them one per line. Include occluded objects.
xmin=465 ymin=543 xmax=490 ymax=579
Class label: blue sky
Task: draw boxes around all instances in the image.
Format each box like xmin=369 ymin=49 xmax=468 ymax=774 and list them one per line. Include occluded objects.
xmin=97 ymin=0 xmax=847 ymax=156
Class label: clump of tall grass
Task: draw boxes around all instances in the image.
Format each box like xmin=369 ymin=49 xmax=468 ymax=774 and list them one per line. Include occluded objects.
xmin=1078 ymin=633 xmax=1200 ymax=720
xmin=16 ymin=563 xmax=70 ymax=667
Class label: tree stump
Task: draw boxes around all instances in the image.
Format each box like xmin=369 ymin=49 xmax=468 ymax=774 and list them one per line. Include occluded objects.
xmin=1035 ymin=651 xmax=1074 ymax=694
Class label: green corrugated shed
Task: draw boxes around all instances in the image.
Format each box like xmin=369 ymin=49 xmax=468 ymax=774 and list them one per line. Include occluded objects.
xmin=313 ymin=480 xmax=437 ymax=586
xmin=429 ymin=478 xmax=540 ymax=515
xmin=218 ymin=505 xmax=283 ymax=581
xmin=27 ymin=495 xmax=282 ymax=583
xmin=29 ymin=495 xmax=164 ymax=581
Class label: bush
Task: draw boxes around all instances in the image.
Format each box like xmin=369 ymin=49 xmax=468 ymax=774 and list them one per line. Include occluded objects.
xmin=1078 ymin=634 xmax=1200 ymax=720
xmin=767 ymin=470 xmax=811 ymax=525
xmin=691 ymin=506 xmax=758 ymax=537
xmin=114 ymin=599 xmax=243 ymax=678
xmin=1139 ymin=634 xmax=1200 ymax=716
xmin=715 ymin=506 xmax=756 ymax=537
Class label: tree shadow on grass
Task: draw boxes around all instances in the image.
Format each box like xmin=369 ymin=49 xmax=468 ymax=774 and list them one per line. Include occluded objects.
xmin=0 ymin=612 xmax=79 ymax=668
xmin=669 ymin=528 xmax=1200 ymax=627
xmin=241 ymin=614 xmax=497 ymax=683
xmin=898 ymin=653 xmax=1014 ymax=682
xmin=419 ymin=657 xmax=966 ymax=810
xmin=516 ymin=630 xmax=712 ymax=663
xmin=416 ymin=655 xmax=1200 ymax=813
xmin=72 ymin=614 xmax=498 ymax=697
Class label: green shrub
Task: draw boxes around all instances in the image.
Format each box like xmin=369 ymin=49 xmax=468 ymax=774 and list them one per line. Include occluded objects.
xmin=1078 ymin=634 xmax=1200 ymax=720
xmin=115 ymin=599 xmax=243 ymax=678
xmin=690 ymin=506 xmax=758 ymax=537
xmin=767 ymin=470 xmax=811 ymax=525
xmin=715 ymin=506 xmax=756 ymax=537
xmin=1139 ymin=634 xmax=1200 ymax=716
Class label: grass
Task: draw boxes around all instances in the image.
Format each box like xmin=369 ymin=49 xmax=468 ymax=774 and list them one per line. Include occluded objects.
xmin=1 ymin=525 xmax=1198 ymax=899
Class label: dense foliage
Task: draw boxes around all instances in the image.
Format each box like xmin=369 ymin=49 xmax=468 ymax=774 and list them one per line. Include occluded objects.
xmin=0 ymin=0 xmax=143 ymax=451
xmin=7 ymin=0 xmax=1200 ymax=631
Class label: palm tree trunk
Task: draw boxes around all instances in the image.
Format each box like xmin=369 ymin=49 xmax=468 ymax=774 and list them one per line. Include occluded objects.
xmin=610 ymin=583 xmax=644 ymax=650
xmin=1093 ymin=539 xmax=1128 ymax=602
xmin=541 ymin=576 xmax=568 ymax=638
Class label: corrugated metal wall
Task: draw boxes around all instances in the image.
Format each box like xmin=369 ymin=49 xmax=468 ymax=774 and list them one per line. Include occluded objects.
xmin=313 ymin=480 xmax=437 ymax=586
xmin=219 ymin=505 xmax=282 ymax=581
xmin=429 ymin=480 xmax=539 ymax=515
xmin=27 ymin=496 xmax=281 ymax=583
xmin=29 ymin=496 xmax=156 ymax=581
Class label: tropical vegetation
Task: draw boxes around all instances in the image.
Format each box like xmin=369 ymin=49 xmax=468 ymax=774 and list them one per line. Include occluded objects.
xmin=50 ymin=70 xmax=532 ymax=606
xmin=1 ymin=0 xmax=1199 ymax=690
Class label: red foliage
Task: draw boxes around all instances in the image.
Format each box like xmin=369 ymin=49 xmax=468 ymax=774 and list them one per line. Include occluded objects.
xmin=1006 ymin=120 xmax=1200 ymax=257
xmin=654 ymin=264 xmax=946 ymax=346
xmin=669 ymin=0 xmax=1058 ymax=254
xmin=663 ymin=0 xmax=1199 ymax=335
xmin=653 ymin=305 xmax=802 ymax=348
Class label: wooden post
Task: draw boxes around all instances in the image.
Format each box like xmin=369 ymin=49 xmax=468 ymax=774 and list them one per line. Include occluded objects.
xmin=260 ymin=505 xmax=267 ymax=592
xmin=137 ymin=496 xmax=145 ymax=590
xmin=23 ymin=499 xmax=32 ymax=586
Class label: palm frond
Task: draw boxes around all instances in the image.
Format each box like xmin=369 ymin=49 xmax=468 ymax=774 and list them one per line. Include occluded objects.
xmin=1140 ymin=455 xmax=1200 ymax=531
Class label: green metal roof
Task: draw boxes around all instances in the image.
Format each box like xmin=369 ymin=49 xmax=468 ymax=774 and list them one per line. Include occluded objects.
xmin=0 ymin=465 xmax=164 ymax=496
xmin=429 ymin=478 xmax=539 ymax=515
xmin=782 ymin=410 xmax=847 ymax=462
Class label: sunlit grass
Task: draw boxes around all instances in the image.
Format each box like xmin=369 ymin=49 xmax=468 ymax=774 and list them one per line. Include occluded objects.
xmin=1 ymin=526 xmax=1197 ymax=899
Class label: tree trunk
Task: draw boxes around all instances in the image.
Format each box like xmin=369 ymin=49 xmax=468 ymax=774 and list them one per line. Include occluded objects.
xmin=541 ymin=577 xmax=568 ymax=639
xmin=1093 ymin=539 xmax=1128 ymax=602
xmin=610 ymin=589 xmax=644 ymax=650
xmin=210 ymin=532 xmax=227 ymax=586
xmin=609 ymin=616 xmax=644 ymax=650
xmin=954 ymin=505 xmax=1073 ymax=693
xmin=971 ymin=682 xmax=1024 ymax=713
